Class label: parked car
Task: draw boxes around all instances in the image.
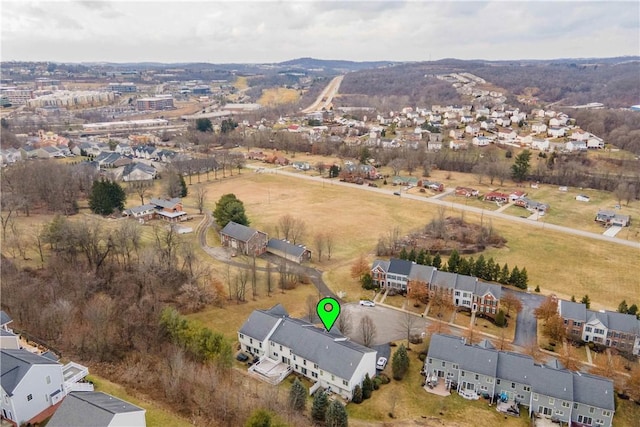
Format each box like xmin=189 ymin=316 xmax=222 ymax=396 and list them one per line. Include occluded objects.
xmin=359 ymin=300 xmax=375 ymax=307
xmin=236 ymin=353 xmax=249 ymax=362
xmin=376 ymin=357 xmax=388 ymax=370
xmin=393 ymin=191 xmax=401 ymax=196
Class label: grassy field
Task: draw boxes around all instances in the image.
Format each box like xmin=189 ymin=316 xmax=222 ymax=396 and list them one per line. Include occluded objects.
xmin=86 ymin=374 xmax=192 ymax=427
xmin=179 ymin=171 xmax=639 ymax=309
xmin=258 ymin=87 xmax=301 ymax=106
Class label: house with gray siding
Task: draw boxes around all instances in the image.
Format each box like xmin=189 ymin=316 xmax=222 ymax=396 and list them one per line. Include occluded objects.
xmin=238 ymin=305 xmax=377 ymax=400
xmin=1 ymin=349 xmax=66 ymax=425
xmin=220 ymin=221 xmax=268 ymax=256
xmin=424 ymin=334 xmax=615 ymax=426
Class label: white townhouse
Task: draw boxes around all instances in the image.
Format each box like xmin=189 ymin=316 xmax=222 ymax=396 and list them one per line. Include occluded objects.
xmin=238 ymin=305 xmax=377 ymax=400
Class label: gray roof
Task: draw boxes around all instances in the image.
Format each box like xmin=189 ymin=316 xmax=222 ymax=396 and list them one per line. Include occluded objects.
xmin=268 ymin=316 xmax=375 ymax=381
xmin=408 ymin=264 xmax=436 ymax=283
xmin=388 ymin=258 xmax=414 ymax=276
xmin=558 ymin=300 xmax=587 ymax=321
xmin=150 ymin=198 xmax=181 ymax=210
xmin=430 ymin=270 xmax=457 ymax=290
xmin=124 ymin=204 xmax=155 ymax=215
xmin=0 ymin=310 xmax=11 ymax=326
xmin=47 ymin=391 xmax=145 ymax=427
xmin=371 ymin=259 xmax=389 ymax=272
xmin=1 ymin=349 xmax=60 ymax=395
xmin=496 ymin=352 xmax=535 ymax=385
xmin=456 ymin=274 xmax=477 ymax=292
xmin=220 ymin=221 xmax=261 ymax=242
xmin=238 ymin=305 xmax=288 ymax=341
xmin=267 ymin=238 xmax=307 ymax=258
xmin=427 ymin=334 xmax=498 ymax=377
xmin=474 ymin=281 xmax=501 ymax=299
xmin=572 ymin=372 xmax=615 ymax=410
xmin=589 ymin=310 xmax=640 ymax=334
xmin=123 ymin=162 xmax=156 ymax=176
xmin=0 ymin=329 xmax=16 ymax=337
xmin=528 ymin=363 xmax=573 ymax=401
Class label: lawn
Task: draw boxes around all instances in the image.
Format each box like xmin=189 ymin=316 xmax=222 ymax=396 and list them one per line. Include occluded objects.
xmin=346 ymin=343 xmax=529 ymax=426
xmin=86 ymin=374 xmax=192 ymax=427
xmin=258 ymin=87 xmax=301 ymax=106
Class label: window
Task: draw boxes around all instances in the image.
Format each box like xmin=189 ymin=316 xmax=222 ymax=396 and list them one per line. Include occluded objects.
xmin=486 ymin=378 xmax=493 ymax=383
xmin=575 ymin=322 xmax=582 ymax=327
xmin=46 ymin=375 xmax=51 ymax=385
xmin=302 ymin=368 xmax=307 ymax=375
xmin=303 ymin=360 xmax=307 ymax=366
xmin=27 ymin=394 xmax=33 ymax=401
xmin=556 ymin=410 xmax=564 ymax=416
xmin=461 ymin=372 xmax=465 ymax=377
xmin=342 ymin=380 xmax=348 ymax=386
xmin=475 ymin=374 xmax=479 ymax=380
xmin=563 ymin=319 xmax=568 ymax=325
xmin=589 ymin=407 xmax=595 ymax=414
xmin=496 ymin=379 xmax=501 ymax=385
xmin=249 ymin=338 xmax=253 ymax=344
xmin=533 ymin=393 xmax=538 ymax=401
xmin=595 ymin=420 xmax=604 ymax=425
xmin=578 ymin=415 xmax=592 ymax=425
xmin=293 ymin=355 xmax=296 ymax=361
xmin=259 ymin=342 xmax=262 ymax=348
xmin=331 ymin=375 xmax=335 ymax=381
xmin=239 ymin=333 xmax=244 ymax=339
xmin=312 ymin=372 xmax=318 ymax=379
xmin=524 ymin=386 xmax=530 ymax=392
xmin=602 ymin=410 xmax=611 ymax=417
xmin=428 ymin=358 xmax=433 ymax=364
xmin=274 ymin=352 xmax=278 ymax=357
xmin=574 ymin=403 xmax=578 ymax=409
xmin=562 ymin=401 xmax=570 ymax=408
xmin=453 ymin=364 xmax=458 ymax=369
xmin=549 ymin=398 xmax=555 ymax=405
xmin=585 ymin=326 xmax=592 ymax=332
xmin=280 ymin=345 xmax=282 ymax=351
xmin=511 ymin=382 xmax=515 ymax=389
xmin=314 ymin=364 xmax=318 ymax=369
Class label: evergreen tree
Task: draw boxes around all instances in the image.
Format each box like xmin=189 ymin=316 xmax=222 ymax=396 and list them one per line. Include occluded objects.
xmin=571 ymin=295 xmax=576 ymax=302
xmin=245 ymin=409 xmax=275 ymax=427
xmin=179 ymin=174 xmax=188 ymax=197
xmin=509 ymin=266 xmax=520 ymax=287
xmin=362 ymin=373 xmax=373 ymax=400
xmin=312 ymin=391 xmax=329 ymax=423
xmin=581 ymin=294 xmax=591 ymax=309
xmin=416 ymin=249 xmax=426 ymax=265
xmin=628 ymin=304 xmax=638 ymax=316
xmin=474 ymin=255 xmax=487 ymax=279
xmin=486 ymin=257 xmax=496 ymax=281
xmin=424 ymin=253 xmax=432 ymax=267
xmin=491 ymin=260 xmax=501 ymax=282
xmin=88 ymin=179 xmax=126 ymax=215
xmin=399 ymin=247 xmax=408 ymax=260
xmin=325 ymin=400 xmax=348 ymax=427
xmin=392 ymin=344 xmax=409 ymax=381
xmin=618 ymin=300 xmax=628 ymax=313
xmin=458 ymin=258 xmax=470 ymax=276
xmin=195 ymin=118 xmax=213 ymax=132
xmin=408 ymin=248 xmax=417 ymax=262
xmin=213 ymin=193 xmax=250 ymax=227
xmin=432 ymin=253 xmax=442 ymax=269
xmin=446 ymin=249 xmax=461 ymax=273
xmin=511 ymin=149 xmax=531 ymax=182
xmin=499 ymin=263 xmax=510 ymax=284
xmin=352 ymin=385 xmax=363 ymax=404
xmin=495 ymin=309 xmax=506 ymax=327
xmin=289 ymin=378 xmax=306 ymax=411
xmin=519 ymin=267 xmax=529 ymax=289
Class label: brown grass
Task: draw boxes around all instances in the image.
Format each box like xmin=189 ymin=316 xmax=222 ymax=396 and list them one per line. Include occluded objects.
xmin=258 ymin=87 xmax=301 ymax=106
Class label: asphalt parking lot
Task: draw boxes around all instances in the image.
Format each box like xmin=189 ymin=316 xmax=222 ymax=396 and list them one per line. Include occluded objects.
xmin=342 ymin=303 xmax=429 ymax=346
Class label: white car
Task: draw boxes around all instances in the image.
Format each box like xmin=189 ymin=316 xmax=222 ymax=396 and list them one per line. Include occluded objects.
xmin=359 ymin=300 xmax=375 ymax=307
xmin=376 ymin=357 xmax=387 ymax=370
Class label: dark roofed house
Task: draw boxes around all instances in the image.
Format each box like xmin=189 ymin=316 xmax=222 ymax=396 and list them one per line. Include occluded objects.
xmin=47 ymin=391 xmax=146 ymax=427
xmin=238 ymin=305 xmax=377 ymax=400
xmin=424 ymin=334 xmax=616 ymax=426
xmin=149 ymin=197 xmax=187 ymax=223
xmin=267 ymin=238 xmax=311 ymax=263
xmin=122 ymin=162 xmax=157 ymax=182
xmin=220 ymin=221 xmax=268 ymax=256
xmin=595 ymin=210 xmax=630 ymax=227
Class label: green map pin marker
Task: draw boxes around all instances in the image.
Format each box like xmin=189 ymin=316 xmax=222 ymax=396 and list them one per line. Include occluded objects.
xmin=317 ymin=297 xmax=340 ymax=331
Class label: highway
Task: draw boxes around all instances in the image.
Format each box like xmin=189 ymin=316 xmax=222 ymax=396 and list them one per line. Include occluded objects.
xmin=248 ymin=165 xmax=640 ymax=250
xmin=301 ymin=75 xmax=344 ymax=114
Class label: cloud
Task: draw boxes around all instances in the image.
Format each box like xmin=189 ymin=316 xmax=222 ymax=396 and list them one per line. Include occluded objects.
xmin=1 ymin=1 xmax=638 ymax=63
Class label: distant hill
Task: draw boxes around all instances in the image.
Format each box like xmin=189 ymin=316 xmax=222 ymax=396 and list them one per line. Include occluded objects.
xmin=275 ymin=57 xmax=398 ymax=72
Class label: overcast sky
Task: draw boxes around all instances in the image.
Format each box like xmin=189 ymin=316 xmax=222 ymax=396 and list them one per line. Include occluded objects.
xmin=2 ymin=1 xmax=638 ymax=64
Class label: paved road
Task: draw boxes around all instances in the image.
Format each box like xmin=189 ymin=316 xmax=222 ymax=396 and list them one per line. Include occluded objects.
xmin=301 ymin=75 xmax=344 ymax=113
xmin=343 ymin=303 xmax=428 ymax=346
xmin=196 ymin=212 xmax=339 ymax=301
xmin=504 ymin=288 xmax=544 ymax=347
xmin=247 ymin=164 xmax=640 ymax=249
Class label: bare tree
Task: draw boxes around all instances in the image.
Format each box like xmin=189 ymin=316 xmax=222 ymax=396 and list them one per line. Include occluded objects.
xmin=315 ymin=162 xmax=326 ymax=176
xmin=306 ymin=295 xmax=318 ymax=323
xmin=388 ymin=158 xmax=405 ymax=176
xmin=265 ymin=263 xmax=273 ymax=296
xmin=325 ymin=233 xmax=334 ymax=260
xmin=313 ymin=232 xmax=325 ymax=262
xmin=250 ymin=255 xmax=258 ymax=299
xmin=235 ymin=268 xmax=248 ymax=302
xmin=129 ymin=181 xmax=152 ymax=205
xmin=277 ymin=214 xmax=306 ymax=244
xmin=398 ymin=311 xmax=420 ymax=350
xmin=195 ymin=184 xmax=207 ymax=214
xmin=336 ymin=309 xmax=352 ymax=336
xmin=359 ymin=315 xmax=377 ymax=347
